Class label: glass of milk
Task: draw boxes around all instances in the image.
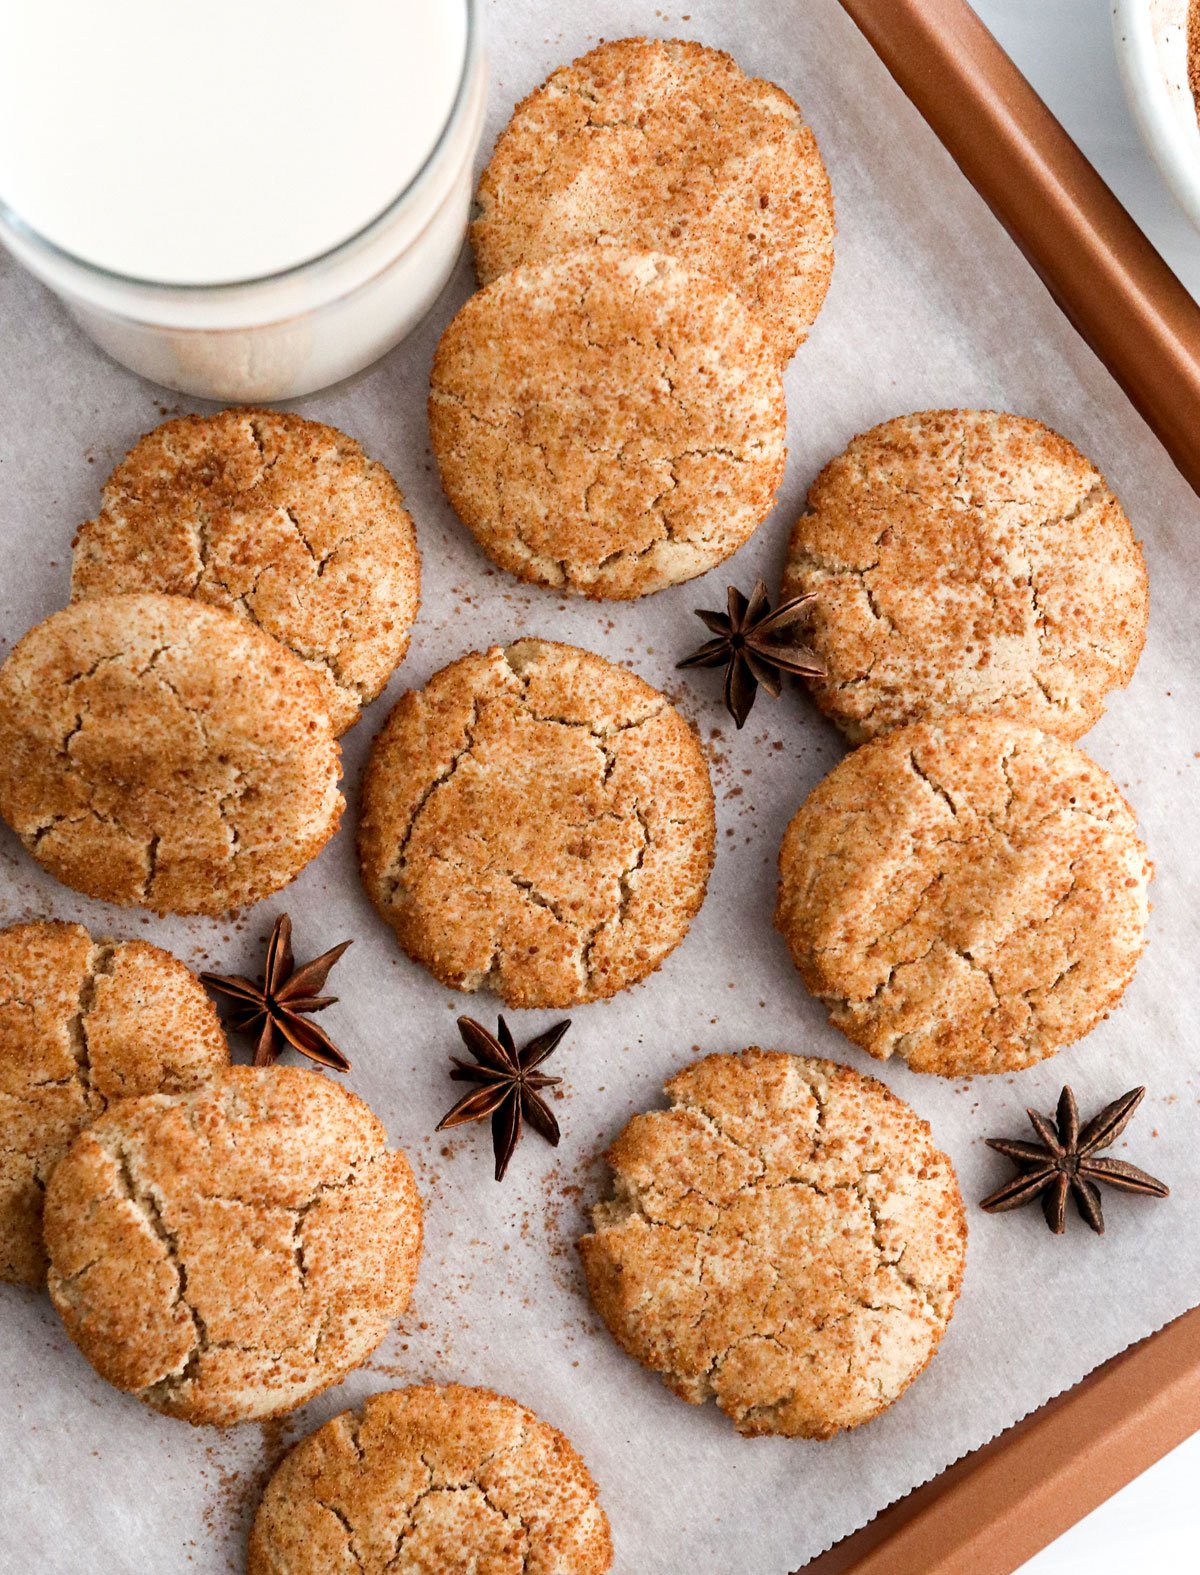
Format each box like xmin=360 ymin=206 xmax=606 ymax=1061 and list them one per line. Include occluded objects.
xmin=0 ymin=0 xmax=485 ymax=400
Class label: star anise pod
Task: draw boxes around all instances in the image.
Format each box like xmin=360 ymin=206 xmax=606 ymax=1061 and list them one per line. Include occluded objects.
xmin=436 ymin=1016 xmax=569 ymax=1181
xmin=677 ymin=580 xmax=823 ymax=729
xmin=980 ymin=1085 xmax=1168 ymax=1235
xmin=200 ymin=913 xmax=352 ymax=1073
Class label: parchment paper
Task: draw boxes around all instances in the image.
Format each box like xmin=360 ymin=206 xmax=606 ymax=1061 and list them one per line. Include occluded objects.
xmin=2 ymin=3 xmax=1198 ymax=1571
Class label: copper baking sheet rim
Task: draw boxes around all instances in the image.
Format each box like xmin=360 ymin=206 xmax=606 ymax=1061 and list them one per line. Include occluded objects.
xmin=797 ymin=1305 xmax=1200 ymax=1574
xmin=839 ymin=0 xmax=1200 ymax=496
xmin=796 ymin=1 xmax=1200 ymax=1569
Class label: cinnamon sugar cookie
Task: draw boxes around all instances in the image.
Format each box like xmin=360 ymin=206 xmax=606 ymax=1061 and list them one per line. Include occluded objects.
xmin=0 ymin=920 xmax=228 ymax=1286
xmin=43 ymin=1066 xmax=422 ymax=1425
xmin=0 ymin=593 xmax=343 ymax=915
xmin=782 ymin=411 xmax=1148 ymax=743
xmin=774 ymin=716 xmax=1151 ymax=1075
xmin=71 ymin=409 xmax=420 ymax=734
xmin=249 ymin=1384 xmax=613 ymax=1574
xmin=358 ymin=639 xmax=715 ymax=1008
xmin=472 ymin=37 xmax=835 ymax=363
xmin=579 ymin=1049 xmax=966 ymax=1439
xmin=429 ymin=249 xmax=786 ymax=599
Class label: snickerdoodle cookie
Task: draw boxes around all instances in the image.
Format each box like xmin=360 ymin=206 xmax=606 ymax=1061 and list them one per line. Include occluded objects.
xmin=358 ymin=640 xmax=715 ymax=1008
xmin=472 ymin=37 xmax=835 ymax=364
xmin=429 ymin=249 xmax=787 ymax=599
xmin=579 ymin=1049 xmax=966 ymax=1439
xmin=775 ymin=716 xmax=1151 ymax=1075
xmin=0 ymin=920 xmax=228 ymax=1286
xmin=71 ymin=409 xmax=420 ymax=734
xmin=782 ymin=411 xmax=1148 ymax=743
xmin=248 ymin=1384 xmax=613 ymax=1574
xmin=0 ymin=593 xmax=343 ymax=915
xmin=43 ymin=1065 xmax=422 ymax=1425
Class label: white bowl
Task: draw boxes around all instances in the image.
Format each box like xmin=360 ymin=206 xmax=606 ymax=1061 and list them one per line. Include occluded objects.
xmin=1114 ymin=0 xmax=1200 ymax=230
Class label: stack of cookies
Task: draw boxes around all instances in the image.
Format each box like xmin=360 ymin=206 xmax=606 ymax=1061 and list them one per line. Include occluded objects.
xmin=0 ymin=921 xmax=425 ymax=1415
xmin=0 ymin=407 xmax=421 ymax=915
xmin=430 ymin=37 xmax=835 ymax=599
xmin=773 ymin=408 xmax=1151 ymax=1078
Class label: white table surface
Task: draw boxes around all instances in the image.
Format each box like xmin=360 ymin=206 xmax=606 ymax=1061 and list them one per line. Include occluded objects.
xmin=970 ymin=5 xmax=1197 ymax=1570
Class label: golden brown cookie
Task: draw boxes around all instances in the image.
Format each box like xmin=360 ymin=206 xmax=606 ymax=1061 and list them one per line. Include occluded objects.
xmin=248 ymin=1384 xmax=613 ymax=1574
xmin=358 ymin=640 xmax=715 ymax=1008
xmin=775 ymin=716 xmax=1152 ymax=1075
xmin=71 ymin=409 xmax=420 ymax=734
xmin=782 ymin=411 xmax=1148 ymax=743
xmin=43 ymin=1065 xmax=422 ymax=1425
xmin=429 ymin=249 xmax=787 ymax=599
xmin=472 ymin=37 xmax=835 ymax=364
xmin=578 ymin=1049 xmax=966 ymax=1439
xmin=0 ymin=920 xmax=228 ymax=1287
xmin=0 ymin=593 xmax=344 ymax=915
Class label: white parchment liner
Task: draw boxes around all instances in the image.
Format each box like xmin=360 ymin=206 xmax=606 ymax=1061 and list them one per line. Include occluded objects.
xmin=1 ymin=3 xmax=1197 ymax=1570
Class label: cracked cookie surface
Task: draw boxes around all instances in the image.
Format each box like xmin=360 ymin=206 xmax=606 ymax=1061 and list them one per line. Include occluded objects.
xmin=429 ymin=249 xmax=786 ymax=599
xmin=775 ymin=716 xmax=1152 ymax=1075
xmin=71 ymin=409 xmax=420 ymax=734
xmin=578 ymin=1049 xmax=966 ymax=1439
xmin=248 ymin=1383 xmax=613 ymax=1574
xmin=358 ymin=639 xmax=715 ymax=1008
xmin=781 ymin=411 xmax=1148 ymax=743
xmin=472 ymin=37 xmax=835 ymax=365
xmin=0 ymin=592 xmax=344 ymax=915
xmin=43 ymin=1066 xmax=422 ymax=1425
xmin=0 ymin=920 xmax=228 ymax=1287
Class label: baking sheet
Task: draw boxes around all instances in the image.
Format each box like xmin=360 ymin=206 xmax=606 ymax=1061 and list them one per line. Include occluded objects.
xmin=1 ymin=2 xmax=1199 ymax=1571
